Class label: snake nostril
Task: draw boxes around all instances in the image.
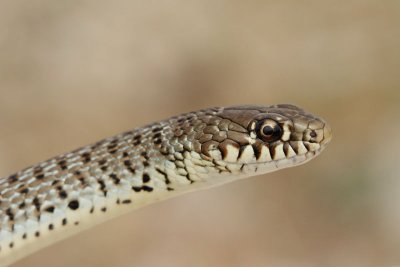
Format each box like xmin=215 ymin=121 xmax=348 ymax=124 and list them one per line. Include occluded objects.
xmin=310 ymin=130 xmax=317 ymax=138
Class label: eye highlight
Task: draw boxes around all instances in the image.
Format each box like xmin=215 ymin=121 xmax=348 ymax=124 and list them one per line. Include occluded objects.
xmin=257 ymin=119 xmax=283 ymax=142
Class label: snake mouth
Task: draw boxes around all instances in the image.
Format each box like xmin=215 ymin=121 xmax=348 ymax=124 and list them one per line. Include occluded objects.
xmin=225 ymin=145 xmax=327 ymax=176
xmin=215 ymin=138 xmax=329 ymax=167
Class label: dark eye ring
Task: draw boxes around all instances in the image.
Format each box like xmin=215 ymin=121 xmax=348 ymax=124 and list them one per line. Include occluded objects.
xmin=257 ymin=119 xmax=283 ymax=142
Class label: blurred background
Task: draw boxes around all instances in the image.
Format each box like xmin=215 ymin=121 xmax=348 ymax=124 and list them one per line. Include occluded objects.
xmin=0 ymin=1 xmax=399 ymax=266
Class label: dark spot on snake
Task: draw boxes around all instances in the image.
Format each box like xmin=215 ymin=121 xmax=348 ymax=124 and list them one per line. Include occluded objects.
xmin=107 ymin=143 xmax=118 ymax=150
xmin=58 ymin=160 xmax=68 ymax=170
xmin=35 ymin=174 xmax=45 ymax=180
xmin=132 ymin=186 xmax=141 ymax=192
xmin=101 ymin=207 xmax=107 ymax=212
xmin=49 ymin=224 xmax=54 ymax=230
xmin=109 ymin=173 xmax=120 ymax=184
xmin=33 ymin=166 xmax=43 ymax=174
xmin=62 ymin=218 xmax=67 ymax=225
xmin=81 ymin=152 xmax=91 ymax=163
xmin=154 ymin=139 xmax=162 ymax=145
xmin=134 ymin=134 xmax=142 ymax=140
xmin=20 ymin=188 xmax=29 ymax=194
xmin=6 ymin=208 xmax=14 ymax=221
xmin=59 ymin=190 xmax=68 ymax=199
xmin=90 ymin=207 xmax=94 ymax=213
xmin=141 ymin=151 xmax=149 ymax=160
xmin=167 ymin=187 xmax=174 ymax=191
xmin=142 ymin=173 xmax=150 ymax=183
xmin=33 ymin=197 xmax=41 ymax=211
xmin=133 ymin=139 xmax=141 ymax=146
xmin=45 ymin=206 xmax=55 ymax=213
xmin=19 ymin=202 xmax=26 ymax=209
xmin=22 ymin=233 xmax=27 ymax=239
xmin=68 ymin=200 xmax=79 ymax=210
xmin=122 ymin=199 xmax=131 ymax=204
xmin=142 ymin=185 xmax=153 ymax=192
xmin=153 ymin=133 xmax=162 ymax=139
xmin=116 ymin=199 xmax=120 ymax=204
xmin=101 ymin=166 xmax=108 ymax=171
xmin=74 ymin=221 xmax=79 ymax=225
xmin=127 ymin=166 xmax=136 ymax=174
xmin=35 ymin=231 xmax=40 ymax=237
xmin=8 ymin=174 xmax=18 ymax=183
xmin=9 ymin=242 xmax=14 ymax=248
xmin=98 ymin=159 xmax=107 ymax=165
xmin=98 ymin=180 xmax=107 ymax=195
xmin=152 ymin=127 xmax=162 ymax=133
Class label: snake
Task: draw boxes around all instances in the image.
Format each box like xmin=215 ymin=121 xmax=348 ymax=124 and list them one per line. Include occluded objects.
xmin=0 ymin=104 xmax=331 ymax=266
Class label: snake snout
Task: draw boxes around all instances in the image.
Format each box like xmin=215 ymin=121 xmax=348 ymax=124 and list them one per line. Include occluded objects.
xmin=321 ymin=123 xmax=332 ymax=146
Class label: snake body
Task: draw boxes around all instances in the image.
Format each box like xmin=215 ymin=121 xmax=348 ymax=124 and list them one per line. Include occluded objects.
xmin=0 ymin=104 xmax=331 ymax=266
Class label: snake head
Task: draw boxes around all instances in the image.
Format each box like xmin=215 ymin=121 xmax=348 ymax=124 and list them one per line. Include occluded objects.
xmin=193 ymin=104 xmax=332 ymax=175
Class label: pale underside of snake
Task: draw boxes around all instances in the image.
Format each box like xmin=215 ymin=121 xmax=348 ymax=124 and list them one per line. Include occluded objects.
xmin=0 ymin=104 xmax=332 ymax=266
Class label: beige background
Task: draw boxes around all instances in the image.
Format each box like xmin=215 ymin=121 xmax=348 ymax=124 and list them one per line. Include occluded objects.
xmin=0 ymin=1 xmax=399 ymax=266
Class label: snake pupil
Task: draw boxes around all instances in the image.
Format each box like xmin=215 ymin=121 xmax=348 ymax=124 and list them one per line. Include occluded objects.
xmin=262 ymin=126 xmax=274 ymax=136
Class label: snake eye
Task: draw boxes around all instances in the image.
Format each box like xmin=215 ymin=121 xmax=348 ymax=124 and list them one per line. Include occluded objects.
xmin=257 ymin=119 xmax=283 ymax=142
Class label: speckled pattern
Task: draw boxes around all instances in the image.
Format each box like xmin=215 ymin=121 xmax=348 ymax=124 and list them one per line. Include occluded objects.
xmin=0 ymin=104 xmax=331 ymax=266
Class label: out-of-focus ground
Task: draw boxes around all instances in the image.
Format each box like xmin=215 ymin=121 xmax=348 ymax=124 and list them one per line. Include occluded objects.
xmin=0 ymin=1 xmax=399 ymax=266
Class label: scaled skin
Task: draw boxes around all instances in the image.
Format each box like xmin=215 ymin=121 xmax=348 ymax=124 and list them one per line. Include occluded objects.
xmin=0 ymin=104 xmax=331 ymax=266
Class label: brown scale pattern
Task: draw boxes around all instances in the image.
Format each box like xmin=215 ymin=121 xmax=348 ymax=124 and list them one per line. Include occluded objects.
xmin=0 ymin=105 xmax=331 ymax=265
xmin=0 ymin=108 xmax=225 ymax=249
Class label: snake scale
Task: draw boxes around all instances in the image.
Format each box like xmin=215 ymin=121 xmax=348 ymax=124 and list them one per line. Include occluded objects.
xmin=0 ymin=104 xmax=332 ymax=266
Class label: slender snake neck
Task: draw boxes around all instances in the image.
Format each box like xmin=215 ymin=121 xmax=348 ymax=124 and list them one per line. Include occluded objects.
xmin=0 ymin=104 xmax=332 ymax=266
